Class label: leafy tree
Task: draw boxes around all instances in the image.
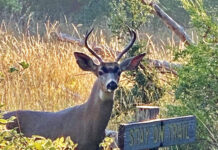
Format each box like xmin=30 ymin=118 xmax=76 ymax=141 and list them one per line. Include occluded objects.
xmin=167 ymin=0 xmax=218 ymax=149
xmin=0 ymin=0 xmax=21 ymax=13
xmin=74 ymin=0 xmax=111 ymax=26
xmin=19 ymin=0 xmax=82 ymax=20
xmin=108 ymin=0 xmax=152 ymax=34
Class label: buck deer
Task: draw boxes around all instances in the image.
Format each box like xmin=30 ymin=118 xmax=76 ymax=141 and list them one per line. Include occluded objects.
xmin=4 ymin=28 xmax=145 ymax=150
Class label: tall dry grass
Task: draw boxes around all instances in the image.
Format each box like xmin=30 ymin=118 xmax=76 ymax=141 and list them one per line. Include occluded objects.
xmin=0 ymin=21 xmax=184 ymax=112
xmin=0 ymin=24 xmax=97 ymax=111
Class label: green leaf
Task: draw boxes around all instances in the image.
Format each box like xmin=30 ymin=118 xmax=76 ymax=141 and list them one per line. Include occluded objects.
xmin=34 ymin=142 xmax=43 ymax=150
xmin=44 ymin=140 xmax=52 ymax=147
xmin=0 ymin=119 xmax=8 ymax=124
xmin=8 ymin=67 xmax=18 ymax=73
xmin=19 ymin=61 xmax=29 ymax=69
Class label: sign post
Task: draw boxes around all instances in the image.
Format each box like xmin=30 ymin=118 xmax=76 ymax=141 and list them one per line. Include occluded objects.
xmin=118 ymin=115 xmax=196 ymax=150
xmin=135 ymin=106 xmax=160 ymax=150
xmin=135 ymin=106 xmax=160 ymax=122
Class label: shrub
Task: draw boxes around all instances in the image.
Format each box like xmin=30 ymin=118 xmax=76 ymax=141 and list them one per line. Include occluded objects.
xmin=113 ymin=42 xmax=163 ymax=118
xmin=108 ymin=0 xmax=152 ymax=34
xmin=167 ymin=0 xmax=218 ymax=149
xmin=0 ymin=109 xmax=78 ymax=149
xmin=0 ymin=0 xmax=21 ymax=13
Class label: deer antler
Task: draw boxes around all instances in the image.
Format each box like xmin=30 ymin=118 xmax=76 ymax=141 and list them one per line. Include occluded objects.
xmin=116 ymin=28 xmax=136 ymax=62
xmin=85 ymin=28 xmax=103 ymax=63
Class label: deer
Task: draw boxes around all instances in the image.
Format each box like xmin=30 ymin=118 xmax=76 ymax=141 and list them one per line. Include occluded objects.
xmin=3 ymin=28 xmax=145 ymax=150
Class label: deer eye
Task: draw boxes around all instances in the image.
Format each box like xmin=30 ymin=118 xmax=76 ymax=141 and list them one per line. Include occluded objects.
xmin=101 ymin=67 xmax=108 ymax=73
xmin=98 ymin=71 xmax=104 ymax=76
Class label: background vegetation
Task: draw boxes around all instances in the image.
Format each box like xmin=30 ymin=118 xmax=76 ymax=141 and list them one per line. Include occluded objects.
xmin=0 ymin=0 xmax=217 ymax=149
xmin=166 ymin=0 xmax=218 ymax=149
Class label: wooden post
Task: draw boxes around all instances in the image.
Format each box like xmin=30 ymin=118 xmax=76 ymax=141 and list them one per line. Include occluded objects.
xmin=136 ymin=106 xmax=160 ymax=122
xmin=136 ymin=106 xmax=160 ymax=150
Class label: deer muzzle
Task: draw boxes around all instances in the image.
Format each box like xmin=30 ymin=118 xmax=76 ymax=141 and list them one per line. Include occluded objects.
xmin=106 ymin=81 xmax=118 ymax=92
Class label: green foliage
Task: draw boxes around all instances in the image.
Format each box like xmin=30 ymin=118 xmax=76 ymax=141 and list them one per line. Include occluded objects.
xmin=8 ymin=61 xmax=29 ymax=73
xmin=108 ymin=0 xmax=152 ymax=34
xmin=24 ymin=0 xmax=79 ymax=20
xmin=181 ymin=0 xmax=218 ymax=41
xmin=19 ymin=61 xmax=29 ymax=69
xmin=167 ymin=0 xmax=218 ymax=149
xmin=74 ymin=0 xmax=111 ymax=26
xmin=1 ymin=0 xmax=85 ymax=23
xmin=0 ymin=111 xmax=78 ymax=149
xmin=168 ymin=42 xmax=218 ymax=149
xmin=0 ymin=0 xmax=22 ymax=13
xmin=99 ymin=137 xmax=116 ymax=150
xmin=203 ymin=0 xmax=218 ymax=17
xmin=8 ymin=67 xmax=18 ymax=73
xmin=114 ymin=42 xmax=163 ymax=116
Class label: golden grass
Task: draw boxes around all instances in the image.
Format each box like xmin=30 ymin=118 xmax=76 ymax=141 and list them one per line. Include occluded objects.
xmin=0 ymin=28 xmax=97 ymax=111
xmin=0 ymin=21 xmax=184 ymax=113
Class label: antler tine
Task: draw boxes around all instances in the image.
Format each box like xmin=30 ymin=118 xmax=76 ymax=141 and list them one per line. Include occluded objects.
xmin=85 ymin=28 xmax=103 ymax=63
xmin=116 ymin=27 xmax=136 ymax=62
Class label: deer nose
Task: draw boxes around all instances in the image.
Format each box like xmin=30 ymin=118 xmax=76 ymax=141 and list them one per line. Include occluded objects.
xmin=107 ymin=81 xmax=118 ymax=91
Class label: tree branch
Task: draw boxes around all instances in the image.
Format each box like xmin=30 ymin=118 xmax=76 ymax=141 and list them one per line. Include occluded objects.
xmin=141 ymin=0 xmax=193 ymax=45
xmin=147 ymin=59 xmax=181 ymax=75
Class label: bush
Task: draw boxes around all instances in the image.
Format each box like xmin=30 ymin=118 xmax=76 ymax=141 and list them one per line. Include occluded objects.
xmin=108 ymin=0 xmax=152 ymax=34
xmin=168 ymin=42 xmax=218 ymax=149
xmin=0 ymin=110 xmax=78 ymax=149
xmin=167 ymin=0 xmax=218 ymax=149
xmin=0 ymin=0 xmax=21 ymax=13
xmin=113 ymin=42 xmax=163 ymax=117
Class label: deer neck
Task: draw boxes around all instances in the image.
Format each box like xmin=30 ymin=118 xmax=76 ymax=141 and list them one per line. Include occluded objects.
xmin=84 ymin=79 xmax=114 ymax=137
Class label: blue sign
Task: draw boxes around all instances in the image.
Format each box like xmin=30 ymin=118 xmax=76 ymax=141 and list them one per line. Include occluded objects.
xmin=118 ymin=115 xmax=196 ymax=150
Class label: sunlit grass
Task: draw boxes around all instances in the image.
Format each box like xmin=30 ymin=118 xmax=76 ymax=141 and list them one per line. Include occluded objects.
xmin=0 ymin=25 xmax=97 ymax=111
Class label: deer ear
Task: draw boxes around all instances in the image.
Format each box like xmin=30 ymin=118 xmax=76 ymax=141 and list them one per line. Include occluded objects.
xmin=74 ymin=52 xmax=98 ymax=72
xmin=120 ymin=53 xmax=146 ymax=71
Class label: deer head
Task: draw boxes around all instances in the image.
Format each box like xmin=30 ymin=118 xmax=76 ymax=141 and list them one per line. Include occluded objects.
xmin=74 ymin=28 xmax=145 ymax=93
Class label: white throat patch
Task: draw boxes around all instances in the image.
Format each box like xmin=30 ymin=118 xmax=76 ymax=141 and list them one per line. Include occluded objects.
xmin=99 ymin=89 xmax=113 ymax=101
